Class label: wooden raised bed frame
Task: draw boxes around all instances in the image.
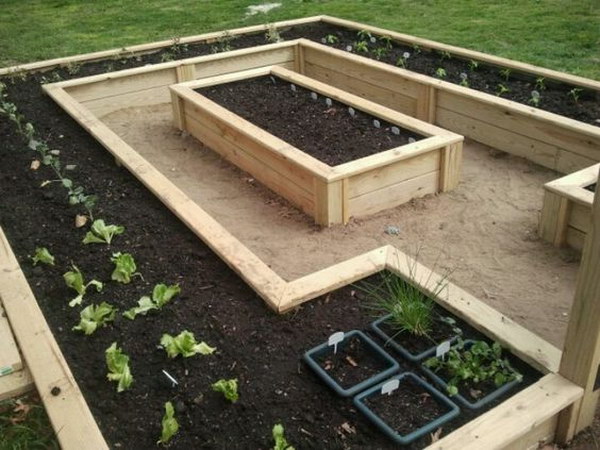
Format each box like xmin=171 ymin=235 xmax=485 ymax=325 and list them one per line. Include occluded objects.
xmin=170 ymin=66 xmax=463 ymax=225
xmin=2 ymin=15 xmax=600 ymax=450
xmin=539 ymin=163 xmax=597 ymax=251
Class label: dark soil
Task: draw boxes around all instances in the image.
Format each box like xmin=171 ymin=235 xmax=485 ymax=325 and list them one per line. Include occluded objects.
xmin=315 ymin=336 xmax=392 ymax=390
xmin=198 ymin=75 xmax=422 ymax=167
xmin=0 ymin=23 xmax=548 ymax=449
xmin=364 ymin=376 xmax=450 ymax=437
xmin=586 ymin=183 xmax=596 ymax=193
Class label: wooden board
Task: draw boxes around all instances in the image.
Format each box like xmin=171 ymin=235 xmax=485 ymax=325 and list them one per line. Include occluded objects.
xmin=0 ymin=367 xmax=34 ymax=402
xmin=0 ymin=303 xmax=22 ymax=376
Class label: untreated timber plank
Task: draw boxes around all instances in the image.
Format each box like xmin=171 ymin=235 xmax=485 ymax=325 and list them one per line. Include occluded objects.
xmin=0 ymin=303 xmax=22 ymax=376
xmin=0 ymin=367 xmax=34 ymax=402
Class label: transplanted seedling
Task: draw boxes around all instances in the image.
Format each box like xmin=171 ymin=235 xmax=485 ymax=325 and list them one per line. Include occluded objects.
xmin=123 ymin=283 xmax=181 ymax=320
xmin=31 ymin=247 xmax=55 ymax=266
xmin=569 ymin=88 xmax=583 ymax=104
xmin=535 ymin=76 xmax=546 ymax=91
xmin=468 ymin=59 xmax=479 ymax=71
xmin=496 ymin=83 xmax=510 ymax=97
xmin=529 ymin=90 xmax=541 ymax=107
xmin=111 ymin=252 xmax=142 ymax=284
xmin=105 ymin=342 xmax=133 ymax=392
xmin=158 ymin=401 xmax=179 ymax=445
xmin=82 ymin=219 xmax=124 ymax=244
xmin=499 ymin=68 xmax=511 ymax=81
xmin=272 ymin=424 xmax=295 ymax=450
xmin=396 ymin=52 xmax=410 ymax=69
xmin=73 ymin=302 xmax=117 ymax=335
xmin=354 ymin=41 xmax=369 ymax=53
xmin=160 ymin=330 xmax=216 ymax=358
xmin=435 ymin=67 xmax=447 ymax=79
xmin=459 ymin=72 xmax=469 ymax=87
xmin=212 ymin=378 xmax=239 ymax=403
xmin=322 ymin=34 xmax=339 ymax=44
xmin=63 ymin=265 xmax=103 ymax=307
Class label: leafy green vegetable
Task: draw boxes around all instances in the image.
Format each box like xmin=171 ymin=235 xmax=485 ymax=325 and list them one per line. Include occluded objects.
xmin=212 ymin=379 xmax=239 ymax=403
xmin=160 ymin=331 xmax=216 ymax=358
xmin=157 ymin=401 xmax=179 ymax=445
xmin=31 ymin=247 xmax=55 ymax=266
xmin=110 ymin=252 xmax=141 ymax=284
xmin=105 ymin=342 xmax=133 ymax=392
xmin=272 ymin=424 xmax=295 ymax=450
xmin=82 ymin=219 xmax=125 ymax=245
xmin=424 ymin=339 xmax=522 ymax=397
xmin=63 ymin=265 xmax=103 ymax=307
xmin=72 ymin=302 xmax=117 ymax=335
xmin=123 ymin=283 xmax=181 ymax=320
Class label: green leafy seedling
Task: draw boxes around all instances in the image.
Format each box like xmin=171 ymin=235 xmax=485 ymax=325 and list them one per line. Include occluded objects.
xmin=158 ymin=401 xmax=179 ymax=445
xmin=63 ymin=265 xmax=103 ymax=307
xmin=439 ymin=50 xmax=452 ymax=61
xmin=499 ymin=68 xmax=511 ymax=81
xmin=569 ymin=88 xmax=583 ymax=103
xmin=83 ymin=219 xmax=125 ymax=245
xmin=529 ymin=90 xmax=541 ymax=107
xmin=123 ymin=283 xmax=181 ymax=320
xmin=535 ymin=77 xmax=546 ymax=91
xmin=372 ymin=47 xmax=388 ymax=60
xmin=105 ymin=342 xmax=133 ymax=392
xmin=212 ymin=379 xmax=239 ymax=403
xmin=323 ymin=34 xmax=338 ymax=44
xmin=468 ymin=60 xmax=479 ymax=71
xmin=273 ymin=424 xmax=295 ymax=450
xmin=356 ymin=30 xmax=372 ymax=41
xmin=496 ymin=83 xmax=510 ymax=96
xmin=160 ymin=330 xmax=216 ymax=358
xmin=73 ymin=302 xmax=117 ymax=335
xmin=354 ymin=41 xmax=369 ymax=53
xmin=111 ymin=252 xmax=141 ymax=284
xmin=435 ymin=67 xmax=447 ymax=79
xmin=32 ymin=247 xmax=55 ymax=266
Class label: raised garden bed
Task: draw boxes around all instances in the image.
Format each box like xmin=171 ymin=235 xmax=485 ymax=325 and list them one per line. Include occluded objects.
xmin=171 ymin=66 xmax=463 ymax=225
xmin=539 ymin=163 xmax=598 ymax=250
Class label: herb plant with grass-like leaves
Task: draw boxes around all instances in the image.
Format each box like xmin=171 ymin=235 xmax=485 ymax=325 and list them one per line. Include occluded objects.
xmin=158 ymin=402 xmax=179 ymax=445
xmin=160 ymin=331 xmax=216 ymax=358
xmin=212 ymin=379 xmax=239 ymax=403
xmin=73 ymin=302 xmax=117 ymax=335
xmin=105 ymin=342 xmax=133 ymax=392
xmin=123 ymin=283 xmax=181 ymax=320
xmin=63 ymin=265 xmax=103 ymax=307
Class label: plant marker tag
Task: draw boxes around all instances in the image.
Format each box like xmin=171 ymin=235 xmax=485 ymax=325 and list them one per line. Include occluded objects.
xmin=348 ymin=107 xmax=355 ymax=117
xmin=370 ymin=36 xmax=377 ymax=44
xmin=436 ymin=340 xmax=451 ymax=359
xmin=408 ymin=137 xmax=416 ymax=144
xmin=328 ymin=331 xmax=345 ymax=355
xmin=290 ymin=83 xmax=297 ymax=92
xmin=269 ymin=76 xmax=276 ymax=84
xmin=311 ymin=92 xmax=318 ymax=101
xmin=373 ymin=119 xmax=381 ymax=128
xmin=381 ymin=379 xmax=399 ymax=396
xmin=346 ymin=45 xmax=353 ymax=52
xmin=162 ymin=369 xmax=179 ymax=388
xmin=325 ymin=98 xmax=333 ymax=107
xmin=391 ymin=126 xmax=400 ymax=135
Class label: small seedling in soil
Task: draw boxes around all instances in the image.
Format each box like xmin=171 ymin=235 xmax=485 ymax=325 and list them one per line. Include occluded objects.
xmin=211 ymin=31 xmax=233 ymax=53
xmin=459 ymin=72 xmax=469 ymax=87
xmin=160 ymin=330 xmax=216 ymax=358
xmin=435 ymin=68 xmax=447 ymax=79
xmin=411 ymin=43 xmax=422 ymax=54
xmin=265 ymin=23 xmax=282 ymax=43
xmin=424 ymin=338 xmax=522 ymax=397
xmin=272 ymin=423 xmax=295 ymax=450
xmin=110 ymin=252 xmax=141 ymax=284
xmin=380 ymin=35 xmax=393 ymax=50
xmin=499 ymin=68 xmax=512 ymax=81
xmin=105 ymin=342 xmax=133 ymax=392
xmin=529 ymin=90 xmax=541 ymax=107
xmin=495 ymin=83 xmax=510 ymax=97
xmin=569 ymin=87 xmax=583 ymax=104
xmin=396 ymin=52 xmax=410 ymax=69
xmin=372 ymin=47 xmax=388 ymax=61
xmin=82 ymin=219 xmax=125 ymax=245
xmin=31 ymin=247 xmax=55 ymax=266
xmin=356 ymin=30 xmax=373 ymax=42
xmin=468 ymin=59 xmax=479 ymax=71
xmin=63 ymin=265 xmax=103 ymax=307
xmin=157 ymin=401 xmax=179 ymax=445
xmin=123 ymin=283 xmax=181 ymax=320
xmin=73 ymin=302 xmax=117 ymax=335
xmin=212 ymin=379 xmax=239 ymax=403
xmin=354 ymin=41 xmax=369 ymax=53
xmin=65 ymin=62 xmax=81 ymax=75
xmin=322 ymin=34 xmax=339 ymax=44
xmin=439 ymin=50 xmax=452 ymax=61
xmin=535 ymin=77 xmax=546 ymax=91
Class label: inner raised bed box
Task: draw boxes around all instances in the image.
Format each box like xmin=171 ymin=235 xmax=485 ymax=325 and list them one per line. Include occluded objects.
xmin=170 ymin=66 xmax=463 ymax=226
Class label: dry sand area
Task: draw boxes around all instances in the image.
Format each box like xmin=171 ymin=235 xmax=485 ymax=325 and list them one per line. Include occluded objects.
xmin=103 ymin=104 xmax=579 ymax=348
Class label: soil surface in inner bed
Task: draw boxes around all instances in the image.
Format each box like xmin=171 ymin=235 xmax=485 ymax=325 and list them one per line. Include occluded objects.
xmin=586 ymin=183 xmax=596 ymax=193
xmin=197 ymin=75 xmax=423 ymax=166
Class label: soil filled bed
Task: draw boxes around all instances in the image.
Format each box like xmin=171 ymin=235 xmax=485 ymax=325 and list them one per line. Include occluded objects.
xmin=197 ymin=75 xmax=423 ymax=166
xmin=587 ymin=183 xmax=596 ymax=193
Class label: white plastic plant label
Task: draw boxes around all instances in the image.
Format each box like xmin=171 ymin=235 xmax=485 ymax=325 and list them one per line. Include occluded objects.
xmin=269 ymin=76 xmax=276 ymax=84
xmin=311 ymin=92 xmax=318 ymax=100
xmin=325 ymin=98 xmax=333 ymax=107
xmin=346 ymin=45 xmax=353 ymax=52
xmin=408 ymin=137 xmax=416 ymax=144
xmin=348 ymin=107 xmax=355 ymax=117
xmin=162 ymin=369 xmax=179 ymax=387
xmin=373 ymin=119 xmax=381 ymax=128
xmin=328 ymin=331 xmax=345 ymax=354
xmin=381 ymin=378 xmax=399 ymax=396
xmin=290 ymin=83 xmax=297 ymax=92
xmin=436 ymin=340 xmax=451 ymax=358
xmin=391 ymin=126 xmax=400 ymax=135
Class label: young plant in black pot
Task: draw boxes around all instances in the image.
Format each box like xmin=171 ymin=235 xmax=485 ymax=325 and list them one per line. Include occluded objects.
xmin=422 ymin=338 xmax=523 ymax=409
xmin=359 ymin=257 xmax=461 ymax=362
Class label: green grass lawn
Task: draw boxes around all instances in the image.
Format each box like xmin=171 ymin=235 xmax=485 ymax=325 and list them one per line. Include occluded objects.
xmin=0 ymin=0 xmax=598 ymax=79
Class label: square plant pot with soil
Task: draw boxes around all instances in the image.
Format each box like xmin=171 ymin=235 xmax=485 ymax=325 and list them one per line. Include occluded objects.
xmin=353 ymin=372 xmax=460 ymax=445
xmin=303 ymin=330 xmax=400 ymax=397
xmin=421 ymin=339 xmax=523 ymax=410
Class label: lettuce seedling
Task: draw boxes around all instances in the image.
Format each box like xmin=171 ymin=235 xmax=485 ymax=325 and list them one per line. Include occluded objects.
xmin=105 ymin=342 xmax=133 ymax=392
xmin=31 ymin=247 xmax=55 ymax=266
xmin=160 ymin=331 xmax=216 ymax=358
xmin=157 ymin=401 xmax=179 ymax=445
xmin=63 ymin=265 xmax=103 ymax=307
xmin=83 ymin=219 xmax=125 ymax=245
xmin=272 ymin=424 xmax=295 ymax=450
xmin=73 ymin=302 xmax=117 ymax=335
xmin=123 ymin=283 xmax=181 ymax=320
xmin=212 ymin=379 xmax=239 ymax=403
xmin=111 ymin=252 xmax=141 ymax=284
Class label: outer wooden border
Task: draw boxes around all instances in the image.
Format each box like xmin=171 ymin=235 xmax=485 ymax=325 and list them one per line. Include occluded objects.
xmin=539 ymin=164 xmax=597 ymax=250
xmin=171 ymin=65 xmax=463 ymax=225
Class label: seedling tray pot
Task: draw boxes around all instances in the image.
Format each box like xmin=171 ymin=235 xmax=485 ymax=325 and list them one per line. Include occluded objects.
xmin=370 ymin=314 xmax=459 ymax=362
xmin=353 ymin=372 xmax=460 ymax=445
xmin=420 ymin=340 xmax=522 ymax=409
xmin=303 ymin=330 xmax=400 ymax=397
